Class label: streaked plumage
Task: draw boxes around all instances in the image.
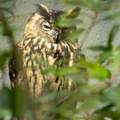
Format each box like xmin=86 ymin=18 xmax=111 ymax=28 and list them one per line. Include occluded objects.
xmin=9 ymin=4 xmax=83 ymax=96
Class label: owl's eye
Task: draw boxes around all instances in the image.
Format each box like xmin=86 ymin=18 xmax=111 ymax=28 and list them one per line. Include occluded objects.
xmin=42 ymin=23 xmax=51 ymax=30
xmin=43 ymin=25 xmax=51 ymax=29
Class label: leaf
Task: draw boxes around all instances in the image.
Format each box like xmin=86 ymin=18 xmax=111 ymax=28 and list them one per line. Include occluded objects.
xmin=96 ymin=24 xmax=120 ymax=64
xmin=80 ymin=61 xmax=110 ymax=81
xmin=0 ymin=0 xmax=14 ymax=3
xmin=112 ymin=47 xmax=120 ymax=71
xmin=0 ymin=51 xmax=11 ymax=69
xmin=0 ymin=25 xmax=4 ymax=35
xmin=93 ymin=103 xmax=119 ymax=120
xmin=1 ymin=7 xmax=14 ymax=15
xmin=0 ymin=87 xmax=12 ymax=118
xmin=36 ymin=91 xmax=67 ymax=103
xmin=99 ymin=51 xmax=112 ymax=64
xmin=104 ymin=87 xmax=120 ymax=103
xmin=104 ymin=12 xmax=120 ymax=20
xmin=0 ymin=109 xmax=12 ymax=118
xmin=88 ymin=46 xmax=107 ymax=51
xmin=44 ymin=65 xmax=78 ymax=76
xmin=0 ymin=86 xmax=28 ymax=117
xmin=57 ymin=18 xmax=82 ymax=27
xmin=107 ymin=24 xmax=120 ymax=49
xmin=67 ymin=28 xmax=85 ymax=42
xmin=78 ymin=94 xmax=102 ymax=113
xmin=89 ymin=65 xmax=110 ymax=81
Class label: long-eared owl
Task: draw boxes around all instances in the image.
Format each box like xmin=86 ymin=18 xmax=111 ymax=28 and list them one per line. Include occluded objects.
xmin=9 ymin=4 xmax=83 ymax=96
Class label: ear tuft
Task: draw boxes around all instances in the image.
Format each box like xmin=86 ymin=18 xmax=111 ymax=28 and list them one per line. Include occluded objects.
xmin=66 ymin=7 xmax=80 ymax=18
xmin=34 ymin=4 xmax=50 ymax=20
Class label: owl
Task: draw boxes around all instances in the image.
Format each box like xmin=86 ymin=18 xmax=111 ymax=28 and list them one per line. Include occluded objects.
xmin=9 ymin=4 xmax=83 ymax=97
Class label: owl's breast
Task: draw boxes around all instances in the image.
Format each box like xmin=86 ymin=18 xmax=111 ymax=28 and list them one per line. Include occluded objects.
xmin=21 ymin=37 xmax=79 ymax=71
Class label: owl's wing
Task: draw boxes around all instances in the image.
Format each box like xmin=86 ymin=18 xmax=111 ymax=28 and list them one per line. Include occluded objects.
xmin=9 ymin=42 xmax=23 ymax=88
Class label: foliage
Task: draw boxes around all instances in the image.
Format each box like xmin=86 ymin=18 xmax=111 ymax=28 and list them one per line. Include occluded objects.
xmin=1 ymin=0 xmax=120 ymax=120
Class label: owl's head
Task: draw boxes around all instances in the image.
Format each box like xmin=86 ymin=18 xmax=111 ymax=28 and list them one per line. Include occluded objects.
xmin=24 ymin=4 xmax=80 ymax=43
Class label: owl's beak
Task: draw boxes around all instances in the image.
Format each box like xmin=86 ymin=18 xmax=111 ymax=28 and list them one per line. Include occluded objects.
xmin=53 ymin=33 xmax=59 ymax=43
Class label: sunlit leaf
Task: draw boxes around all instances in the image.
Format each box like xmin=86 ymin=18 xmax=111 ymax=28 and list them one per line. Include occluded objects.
xmin=89 ymin=65 xmax=110 ymax=81
xmin=80 ymin=61 xmax=110 ymax=81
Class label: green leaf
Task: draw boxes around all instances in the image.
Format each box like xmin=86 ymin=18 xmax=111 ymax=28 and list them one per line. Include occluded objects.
xmin=99 ymin=51 xmax=112 ymax=64
xmin=89 ymin=65 xmax=110 ymax=81
xmin=67 ymin=28 xmax=85 ymax=42
xmin=112 ymin=47 xmax=120 ymax=71
xmin=89 ymin=46 xmax=107 ymax=51
xmin=0 ymin=0 xmax=14 ymax=3
xmin=57 ymin=18 xmax=82 ymax=27
xmin=104 ymin=12 xmax=120 ymax=20
xmin=44 ymin=65 xmax=78 ymax=76
xmin=0 ymin=51 xmax=11 ymax=69
xmin=107 ymin=24 xmax=120 ymax=49
xmin=104 ymin=87 xmax=120 ymax=103
xmin=36 ymin=91 xmax=66 ymax=103
xmin=80 ymin=61 xmax=110 ymax=81
xmin=78 ymin=94 xmax=102 ymax=113
xmin=0 ymin=86 xmax=28 ymax=117
xmin=0 ymin=109 xmax=12 ymax=118
xmin=1 ymin=7 xmax=14 ymax=15
xmin=0 ymin=25 xmax=4 ymax=35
